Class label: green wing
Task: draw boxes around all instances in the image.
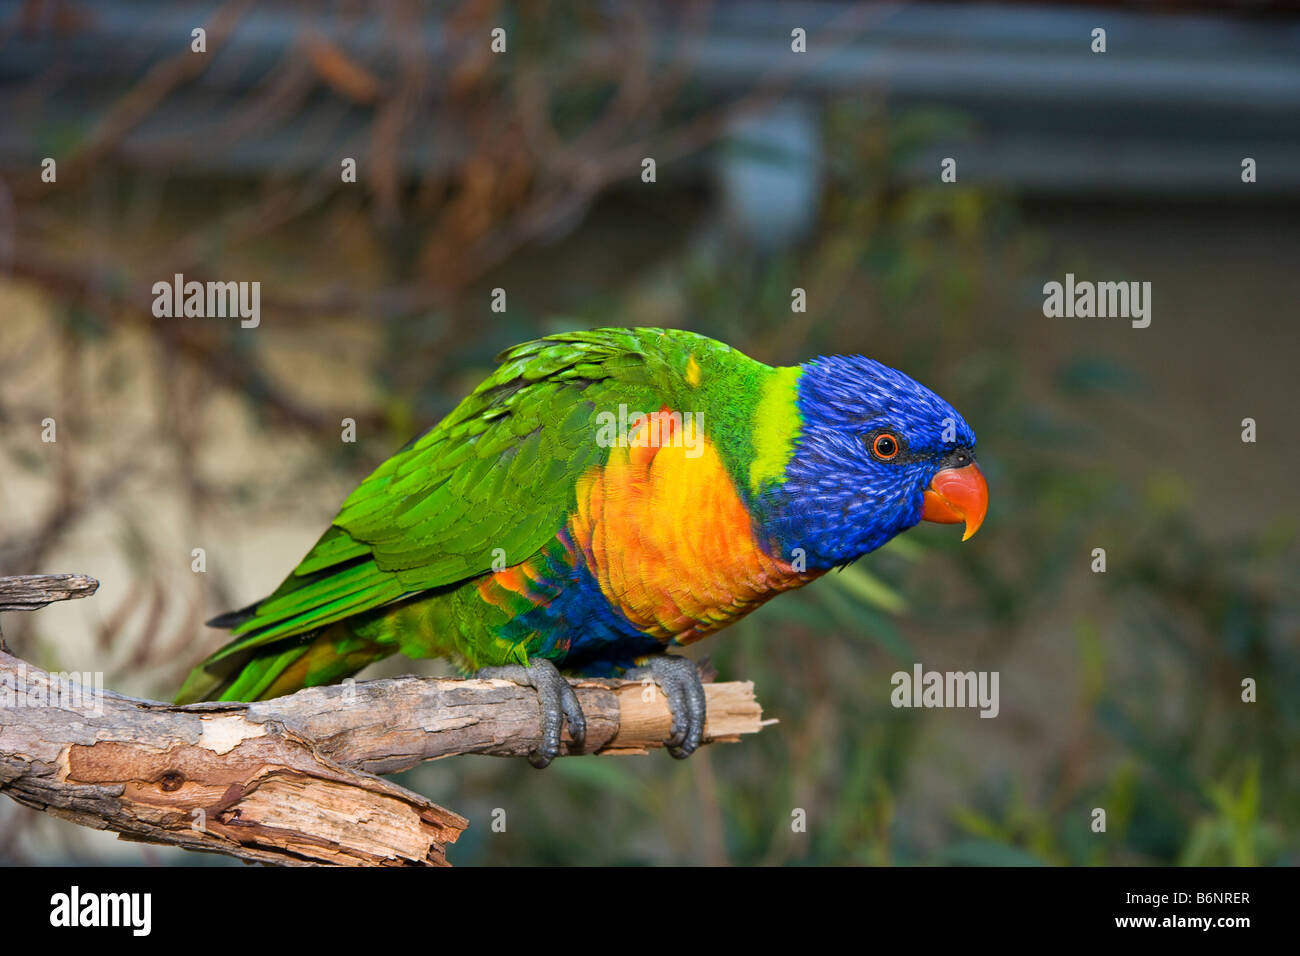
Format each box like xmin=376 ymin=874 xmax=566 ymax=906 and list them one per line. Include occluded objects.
xmin=196 ymin=328 xmax=696 ymax=667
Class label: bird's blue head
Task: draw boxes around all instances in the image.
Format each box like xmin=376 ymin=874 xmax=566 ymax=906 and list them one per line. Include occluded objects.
xmin=759 ymin=355 xmax=988 ymax=570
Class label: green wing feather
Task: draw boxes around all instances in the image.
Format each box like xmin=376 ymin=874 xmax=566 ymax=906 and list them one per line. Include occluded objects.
xmin=184 ymin=329 xmax=710 ymax=686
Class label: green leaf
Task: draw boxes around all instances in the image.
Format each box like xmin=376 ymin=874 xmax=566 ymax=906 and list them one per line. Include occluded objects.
xmin=832 ymin=564 xmax=907 ymax=614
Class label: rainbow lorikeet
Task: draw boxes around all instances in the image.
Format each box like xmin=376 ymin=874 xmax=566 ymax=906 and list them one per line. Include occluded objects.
xmin=177 ymin=328 xmax=987 ymax=767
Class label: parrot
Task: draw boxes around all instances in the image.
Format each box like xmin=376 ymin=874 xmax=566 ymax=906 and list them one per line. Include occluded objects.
xmin=177 ymin=327 xmax=988 ymax=767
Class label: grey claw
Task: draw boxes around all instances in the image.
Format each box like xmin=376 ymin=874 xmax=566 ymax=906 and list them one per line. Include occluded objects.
xmin=626 ymin=655 xmax=707 ymax=759
xmin=477 ymin=659 xmax=585 ymax=768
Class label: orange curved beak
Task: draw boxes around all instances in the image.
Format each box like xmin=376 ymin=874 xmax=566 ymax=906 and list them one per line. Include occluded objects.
xmin=921 ymin=462 xmax=988 ymax=541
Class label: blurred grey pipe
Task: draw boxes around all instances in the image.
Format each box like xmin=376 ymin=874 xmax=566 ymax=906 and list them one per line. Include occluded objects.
xmin=0 ymin=1 xmax=1296 ymax=194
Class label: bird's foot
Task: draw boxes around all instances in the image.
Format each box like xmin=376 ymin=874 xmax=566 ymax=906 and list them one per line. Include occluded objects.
xmin=626 ymin=654 xmax=707 ymax=759
xmin=476 ymin=659 xmax=586 ymax=769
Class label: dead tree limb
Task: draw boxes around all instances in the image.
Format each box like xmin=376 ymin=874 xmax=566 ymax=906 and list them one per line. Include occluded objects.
xmin=0 ymin=574 xmax=767 ymax=866
xmin=0 ymin=574 xmax=99 ymax=651
xmin=0 ymin=573 xmax=100 ymax=611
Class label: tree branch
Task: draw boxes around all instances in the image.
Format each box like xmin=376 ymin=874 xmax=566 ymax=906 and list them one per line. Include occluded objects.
xmin=0 ymin=575 xmax=767 ymax=866
xmin=0 ymin=573 xmax=100 ymax=652
xmin=0 ymin=573 xmax=100 ymax=611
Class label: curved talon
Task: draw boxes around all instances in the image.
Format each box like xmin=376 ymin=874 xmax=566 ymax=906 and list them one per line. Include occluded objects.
xmin=627 ymin=654 xmax=707 ymax=759
xmin=528 ymin=750 xmax=553 ymax=771
xmin=477 ymin=659 xmax=585 ymax=769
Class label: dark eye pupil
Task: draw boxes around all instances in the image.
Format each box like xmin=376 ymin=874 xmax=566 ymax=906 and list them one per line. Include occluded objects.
xmin=877 ymin=436 xmax=895 ymax=456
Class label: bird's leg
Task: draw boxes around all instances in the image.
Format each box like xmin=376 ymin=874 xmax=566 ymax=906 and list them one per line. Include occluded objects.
xmin=476 ymin=658 xmax=586 ymax=769
xmin=625 ymin=654 xmax=707 ymax=759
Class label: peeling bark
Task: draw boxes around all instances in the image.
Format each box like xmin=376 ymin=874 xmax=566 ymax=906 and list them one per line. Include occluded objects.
xmin=0 ymin=575 xmax=767 ymax=866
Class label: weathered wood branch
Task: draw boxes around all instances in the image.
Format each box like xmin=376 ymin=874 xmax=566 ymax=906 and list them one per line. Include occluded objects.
xmin=0 ymin=651 xmax=470 ymax=866
xmin=0 ymin=575 xmax=767 ymax=866
xmin=0 ymin=573 xmax=99 ymax=612
xmin=0 ymin=574 xmax=99 ymax=650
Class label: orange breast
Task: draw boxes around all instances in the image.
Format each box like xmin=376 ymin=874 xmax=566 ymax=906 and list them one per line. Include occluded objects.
xmin=568 ymin=409 xmax=821 ymax=643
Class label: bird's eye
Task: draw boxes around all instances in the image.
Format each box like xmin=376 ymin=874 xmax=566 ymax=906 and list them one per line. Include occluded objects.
xmin=871 ymin=432 xmax=900 ymax=461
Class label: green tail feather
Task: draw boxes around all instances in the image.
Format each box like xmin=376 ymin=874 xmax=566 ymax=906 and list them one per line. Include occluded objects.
xmin=176 ymin=619 xmax=392 ymax=704
xmin=174 ymin=638 xmax=312 ymax=704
